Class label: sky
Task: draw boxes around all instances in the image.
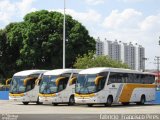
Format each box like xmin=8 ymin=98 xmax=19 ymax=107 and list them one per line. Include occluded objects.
xmin=0 ymin=0 xmax=160 ymax=70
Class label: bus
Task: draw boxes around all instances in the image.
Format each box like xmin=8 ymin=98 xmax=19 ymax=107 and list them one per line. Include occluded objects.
xmin=39 ymin=69 xmax=81 ymax=106
xmin=9 ymin=70 xmax=48 ymax=105
xmin=75 ymin=67 xmax=156 ymax=107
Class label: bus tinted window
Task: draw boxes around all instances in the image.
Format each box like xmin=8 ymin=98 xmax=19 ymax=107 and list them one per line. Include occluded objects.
xmin=108 ymin=72 xmax=155 ymax=84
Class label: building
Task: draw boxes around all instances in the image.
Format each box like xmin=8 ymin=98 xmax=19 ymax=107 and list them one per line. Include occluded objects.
xmin=96 ymin=37 xmax=103 ymax=56
xmin=96 ymin=38 xmax=145 ymax=71
xmin=123 ymin=42 xmax=136 ymax=70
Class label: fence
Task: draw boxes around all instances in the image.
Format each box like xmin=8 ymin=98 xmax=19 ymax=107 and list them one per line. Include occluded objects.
xmin=0 ymin=85 xmax=9 ymax=100
xmin=0 ymin=91 xmax=9 ymax=100
xmin=154 ymin=91 xmax=160 ymax=104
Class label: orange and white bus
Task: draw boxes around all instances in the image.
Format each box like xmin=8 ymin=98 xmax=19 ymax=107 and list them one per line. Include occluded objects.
xmin=9 ymin=70 xmax=48 ymax=105
xmin=75 ymin=67 xmax=156 ymax=107
xmin=39 ymin=69 xmax=81 ymax=105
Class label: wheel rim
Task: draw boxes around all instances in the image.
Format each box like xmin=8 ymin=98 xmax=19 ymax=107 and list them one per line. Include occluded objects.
xmin=108 ymin=98 xmax=112 ymax=105
xmin=69 ymin=97 xmax=75 ymax=104
xmin=141 ymin=97 xmax=145 ymax=104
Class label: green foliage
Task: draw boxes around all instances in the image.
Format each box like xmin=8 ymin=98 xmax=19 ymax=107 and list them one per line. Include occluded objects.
xmin=0 ymin=10 xmax=96 ymax=79
xmin=74 ymin=51 xmax=129 ymax=69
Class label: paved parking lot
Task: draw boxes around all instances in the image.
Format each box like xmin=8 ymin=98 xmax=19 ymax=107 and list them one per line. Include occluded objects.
xmin=0 ymin=100 xmax=160 ymax=114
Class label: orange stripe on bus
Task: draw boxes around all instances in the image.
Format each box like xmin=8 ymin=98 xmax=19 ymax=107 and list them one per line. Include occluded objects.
xmin=119 ymin=84 xmax=156 ymax=102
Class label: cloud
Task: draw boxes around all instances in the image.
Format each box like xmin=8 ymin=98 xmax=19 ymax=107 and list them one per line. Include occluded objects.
xmin=98 ymin=9 xmax=160 ymax=69
xmin=52 ymin=9 xmax=102 ymax=26
xmin=102 ymin=9 xmax=142 ymax=30
xmin=140 ymin=14 xmax=160 ymax=32
xmin=16 ymin=0 xmax=37 ymax=16
xmin=85 ymin=0 xmax=105 ymax=5
xmin=0 ymin=0 xmax=36 ymax=28
xmin=120 ymin=0 xmax=144 ymax=3
xmin=0 ymin=0 xmax=16 ymax=25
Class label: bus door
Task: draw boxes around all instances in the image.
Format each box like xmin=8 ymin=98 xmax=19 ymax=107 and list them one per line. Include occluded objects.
xmin=107 ymin=72 xmax=125 ymax=102
xmin=57 ymin=74 xmax=70 ymax=102
xmin=25 ymin=77 xmax=37 ymax=101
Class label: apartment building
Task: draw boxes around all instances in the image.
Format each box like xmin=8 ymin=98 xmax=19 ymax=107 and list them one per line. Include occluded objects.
xmin=96 ymin=38 xmax=145 ymax=71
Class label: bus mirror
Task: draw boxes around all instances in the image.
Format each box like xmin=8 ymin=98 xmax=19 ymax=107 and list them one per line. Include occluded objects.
xmin=69 ymin=77 xmax=77 ymax=85
xmin=95 ymin=76 xmax=104 ymax=85
xmin=55 ymin=77 xmax=65 ymax=86
xmin=23 ymin=77 xmax=33 ymax=86
xmin=6 ymin=78 xmax=12 ymax=86
xmin=35 ymin=78 xmax=41 ymax=85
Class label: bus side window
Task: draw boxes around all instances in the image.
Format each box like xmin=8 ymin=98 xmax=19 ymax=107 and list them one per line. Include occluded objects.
xmin=58 ymin=77 xmax=69 ymax=92
xmin=108 ymin=72 xmax=117 ymax=85
xmin=122 ymin=73 xmax=128 ymax=83
xmin=26 ymin=81 xmax=32 ymax=91
xmin=97 ymin=77 xmax=106 ymax=91
xmin=70 ymin=73 xmax=78 ymax=85
xmin=140 ymin=74 xmax=145 ymax=84
xmin=150 ymin=75 xmax=155 ymax=84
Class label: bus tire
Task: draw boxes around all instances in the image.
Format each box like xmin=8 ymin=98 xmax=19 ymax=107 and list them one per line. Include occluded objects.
xmin=68 ymin=95 xmax=75 ymax=106
xmin=105 ymin=96 xmax=113 ymax=107
xmin=137 ymin=95 xmax=145 ymax=105
xmin=23 ymin=102 xmax=29 ymax=105
xmin=122 ymin=102 xmax=129 ymax=106
xmin=36 ymin=97 xmax=43 ymax=105
xmin=87 ymin=104 xmax=93 ymax=107
xmin=52 ymin=103 xmax=58 ymax=106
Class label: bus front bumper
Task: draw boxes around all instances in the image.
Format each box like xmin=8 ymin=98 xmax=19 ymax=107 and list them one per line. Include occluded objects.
xmin=39 ymin=96 xmax=53 ymax=103
xmin=9 ymin=96 xmax=29 ymax=102
xmin=75 ymin=96 xmax=100 ymax=104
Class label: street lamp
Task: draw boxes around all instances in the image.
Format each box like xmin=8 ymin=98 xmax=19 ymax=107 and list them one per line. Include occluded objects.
xmin=142 ymin=57 xmax=148 ymax=72
xmin=63 ymin=0 xmax=66 ymax=69
xmin=0 ymin=51 xmax=2 ymax=57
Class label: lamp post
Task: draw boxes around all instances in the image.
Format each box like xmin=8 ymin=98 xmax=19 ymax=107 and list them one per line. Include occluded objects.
xmin=63 ymin=0 xmax=66 ymax=69
xmin=155 ymin=56 xmax=160 ymax=85
xmin=142 ymin=57 xmax=147 ymax=72
xmin=0 ymin=51 xmax=2 ymax=57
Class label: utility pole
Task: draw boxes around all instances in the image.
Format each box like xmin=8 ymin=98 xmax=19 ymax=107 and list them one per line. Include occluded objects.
xmin=63 ymin=0 xmax=66 ymax=69
xmin=155 ymin=56 xmax=160 ymax=84
xmin=142 ymin=57 xmax=148 ymax=72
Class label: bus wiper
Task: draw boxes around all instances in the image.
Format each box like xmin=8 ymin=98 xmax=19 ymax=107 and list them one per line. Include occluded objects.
xmin=78 ymin=86 xmax=83 ymax=94
xmin=84 ymin=85 xmax=90 ymax=94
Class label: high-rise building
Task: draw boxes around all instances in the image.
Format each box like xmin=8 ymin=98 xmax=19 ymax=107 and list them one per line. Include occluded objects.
xmin=123 ymin=43 xmax=136 ymax=70
xmin=96 ymin=38 xmax=145 ymax=71
xmin=96 ymin=37 xmax=103 ymax=56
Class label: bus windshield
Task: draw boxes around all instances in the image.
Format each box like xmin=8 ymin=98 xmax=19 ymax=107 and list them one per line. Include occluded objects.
xmin=39 ymin=75 xmax=58 ymax=94
xmin=76 ymin=74 xmax=107 ymax=94
xmin=10 ymin=76 xmax=27 ymax=94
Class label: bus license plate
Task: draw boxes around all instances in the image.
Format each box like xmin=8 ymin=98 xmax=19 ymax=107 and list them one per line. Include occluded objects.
xmin=45 ymin=97 xmax=48 ymax=101
xmin=82 ymin=100 xmax=86 ymax=103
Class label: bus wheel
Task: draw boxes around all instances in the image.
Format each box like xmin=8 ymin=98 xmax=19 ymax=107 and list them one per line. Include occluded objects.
xmin=68 ymin=96 xmax=75 ymax=106
xmin=52 ymin=103 xmax=58 ymax=106
xmin=36 ymin=97 xmax=43 ymax=105
xmin=23 ymin=102 xmax=29 ymax=105
xmin=87 ymin=104 xmax=93 ymax=107
xmin=137 ymin=95 xmax=145 ymax=105
xmin=105 ymin=96 xmax=113 ymax=107
xmin=122 ymin=102 xmax=129 ymax=106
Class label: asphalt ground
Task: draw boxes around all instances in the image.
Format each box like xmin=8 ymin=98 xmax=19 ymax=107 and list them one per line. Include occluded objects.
xmin=0 ymin=100 xmax=160 ymax=120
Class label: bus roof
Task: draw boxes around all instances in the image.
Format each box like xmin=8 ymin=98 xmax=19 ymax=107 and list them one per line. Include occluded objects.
xmin=14 ymin=70 xmax=48 ymax=76
xmin=79 ymin=67 xmax=154 ymax=75
xmin=44 ymin=69 xmax=82 ymax=76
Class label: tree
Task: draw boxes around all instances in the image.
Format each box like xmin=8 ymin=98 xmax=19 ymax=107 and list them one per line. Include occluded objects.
xmin=73 ymin=51 xmax=129 ymax=69
xmin=0 ymin=10 xmax=96 ymax=80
